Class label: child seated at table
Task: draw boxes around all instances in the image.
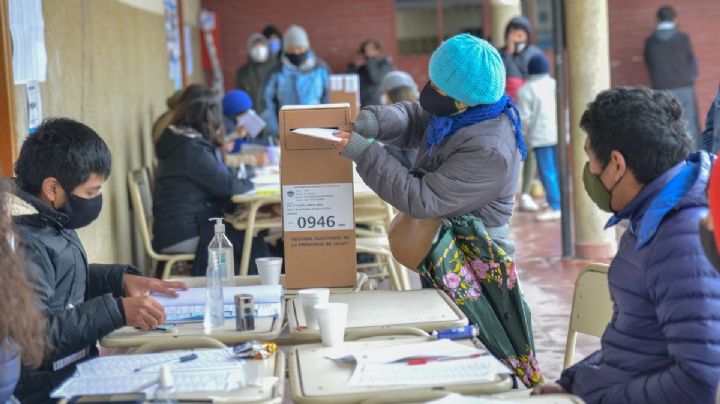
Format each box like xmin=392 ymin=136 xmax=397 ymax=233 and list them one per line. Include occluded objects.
xmin=153 ymin=92 xmax=271 ymax=276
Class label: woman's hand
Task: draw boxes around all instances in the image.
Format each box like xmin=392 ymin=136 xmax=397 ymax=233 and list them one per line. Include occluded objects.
xmin=531 ymin=383 xmax=567 ymax=395
xmin=333 ymin=124 xmax=355 ymax=152
xmin=333 ymin=130 xmax=351 ymax=152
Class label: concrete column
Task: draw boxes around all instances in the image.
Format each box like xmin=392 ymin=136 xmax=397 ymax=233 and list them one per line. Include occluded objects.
xmin=565 ymin=0 xmax=614 ymax=259
xmin=489 ymin=0 xmax=522 ymax=48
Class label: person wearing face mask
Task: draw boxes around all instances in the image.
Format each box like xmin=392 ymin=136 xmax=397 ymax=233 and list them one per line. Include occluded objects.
xmin=153 ymin=94 xmax=271 ymax=277
xmin=532 ymin=87 xmax=720 ymax=403
xmin=335 ymin=34 xmax=543 ymax=387
xmin=235 ymin=33 xmax=279 ymax=124
xmin=11 ymin=118 xmax=188 ymax=402
xmin=0 ymin=180 xmax=45 ymax=404
xmin=355 ymin=39 xmax=394 ymax=107
xmin=263 ymin=24 xmax=330 ymax=137
xmin=262 ymin=25 xmax=283 ymax=59
xmin=499 ymin=16 xmax=546 ymax=213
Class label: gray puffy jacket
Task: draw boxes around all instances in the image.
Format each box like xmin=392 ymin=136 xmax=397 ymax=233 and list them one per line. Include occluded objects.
xmin=342 ymin=101 xmax=522 ymax=227
xmin=11 ymin=190 xmax=139 ymax=402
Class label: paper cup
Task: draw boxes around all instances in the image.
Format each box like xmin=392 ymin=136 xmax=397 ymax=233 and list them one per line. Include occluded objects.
xmin=315 ymin=303 xmax=348 ymax=347
xmin=298 ymin=288 xmax=330 ymax=330
xmin=256 ymin=257 xmax=282 ymax=285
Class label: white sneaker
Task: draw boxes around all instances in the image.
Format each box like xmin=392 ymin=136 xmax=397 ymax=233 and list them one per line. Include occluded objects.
xmin=519 ymin=194 xmax=540 ymax=212
xmin=536 ymin=209 xmax=561 ymax=222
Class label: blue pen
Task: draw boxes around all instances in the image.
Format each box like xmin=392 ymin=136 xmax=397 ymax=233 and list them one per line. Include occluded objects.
xmin=432 ymin=325 xmax=478 ymax=340
xmin=133 ymin=353 xmax=198 ymax=372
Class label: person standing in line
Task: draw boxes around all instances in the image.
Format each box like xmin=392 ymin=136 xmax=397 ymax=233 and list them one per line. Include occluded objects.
xmin=235 ymin=33 xmax=279 ymax=123
xmin=263 ymin=25 xmax=330 ymax=137
xmin=517 ymin=54 xmax=561 ymax=222
xmin=498 ymin=16 xmax=546 ymax=212
xmin=355 ymin=39 xmax=394 ymax=107
xmin=644 ymin=5 xmax=700 ymax=146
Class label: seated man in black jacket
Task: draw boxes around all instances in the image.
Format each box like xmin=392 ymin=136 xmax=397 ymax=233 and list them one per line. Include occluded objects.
xmin=11 ymin=118 xmax=186 ymax=403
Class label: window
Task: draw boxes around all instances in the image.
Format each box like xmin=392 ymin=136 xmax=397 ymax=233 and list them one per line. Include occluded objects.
xmin=396 ymin=0 xmax=485 ymax=56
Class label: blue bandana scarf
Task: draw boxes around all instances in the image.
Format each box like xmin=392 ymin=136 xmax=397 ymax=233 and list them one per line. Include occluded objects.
xmin=425 ymin=94 xmax=528 ymax=161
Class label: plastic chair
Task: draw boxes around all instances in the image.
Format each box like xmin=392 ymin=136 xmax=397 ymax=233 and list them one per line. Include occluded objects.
xmin=128 ymin=168 xmax=194 ymax=279
xmin=563 ymin=263 xmax=614 ymax=369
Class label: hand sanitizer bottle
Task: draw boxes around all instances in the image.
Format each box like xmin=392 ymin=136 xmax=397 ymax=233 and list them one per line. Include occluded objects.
xmin=154 ymin=365 xmax=178 ymax=404
xmin=208 ymin=218 xmax=235 ymax=283
xmin=204 ymin=219 xmax=229 ymax=332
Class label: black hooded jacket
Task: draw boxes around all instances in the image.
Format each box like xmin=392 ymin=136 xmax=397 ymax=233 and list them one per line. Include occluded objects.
xmin=11 ymin=190 xmax=140 ymax=402
xmin=152 ymin=126 xmax=252 ymax=251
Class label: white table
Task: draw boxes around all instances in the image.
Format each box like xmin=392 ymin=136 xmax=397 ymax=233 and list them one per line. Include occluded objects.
xmin=288 ymin=336 xmax=514 ymax=403
xmin=287 ymin=289 xmax=467 ymax=342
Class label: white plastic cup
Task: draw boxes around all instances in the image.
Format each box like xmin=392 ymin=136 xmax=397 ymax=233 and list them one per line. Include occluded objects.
xmin=315 ymin=302 xmax=348 ymax=347
xmin=298 ymin=288 xmax=330 ymax=330
xmin=256 ymin=257 xmax=283 ymax=285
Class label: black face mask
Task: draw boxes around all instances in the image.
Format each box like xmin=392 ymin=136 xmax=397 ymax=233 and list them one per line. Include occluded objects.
xmin=419 ymin=82 xmax=459 ymax=116
xmin=286 ymin=51 xmax=308 ymax=66
xmin=59 ymin=193 xmax=103 ymax=229
xmin=699 ymin=222 xmax=720 ymax=271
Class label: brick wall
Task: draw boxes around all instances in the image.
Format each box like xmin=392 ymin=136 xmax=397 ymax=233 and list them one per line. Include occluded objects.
xmin=608 ymin=0 xmax=720 ymax=127
xmin=201 ymin=0 xmax=399 ymax=89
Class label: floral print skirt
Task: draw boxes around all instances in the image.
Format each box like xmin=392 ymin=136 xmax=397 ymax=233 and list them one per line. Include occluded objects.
xmin=418 ymin=215 xmax=544 ymax=387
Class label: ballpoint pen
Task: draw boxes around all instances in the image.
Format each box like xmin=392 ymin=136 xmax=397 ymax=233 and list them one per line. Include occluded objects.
xmin=133 ymin=353 xmax=198 ymax=372
xmin=406 ymin=353 xmax=483 ymax=366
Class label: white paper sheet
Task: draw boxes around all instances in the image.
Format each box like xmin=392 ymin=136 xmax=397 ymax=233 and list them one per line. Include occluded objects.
xmin=348 ymin=357 xmax=508 ymax=386
xmin=236 ymin=109 xmax=266 ymax=138
xmin=75 ymin=348 xmax=237 ymax=376
xmin=51 ymin=368 xmax=244 ymax=398
xmin=152 ymin=285 xmax=282 ymax=306
xmin=291 ymin=128 xmax=342 ymax=143
xmin=51 ymin=348 xmax=246 ymax=398
xmin=8 ymin=0 xmax=47 ymax=84
xmin=327 ymin=340 xmax=511 ymax=387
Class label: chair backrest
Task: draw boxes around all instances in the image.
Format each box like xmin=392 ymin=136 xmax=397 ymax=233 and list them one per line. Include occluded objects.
xmin=570 ymin=263 xmax=613 ymax=336
xmin=128 ymin=168 xmax=156 ymax=257
xmin=563 ymin=263 xmax=613 ymax=369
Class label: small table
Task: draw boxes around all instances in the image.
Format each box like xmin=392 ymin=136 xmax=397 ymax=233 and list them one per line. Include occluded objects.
xmin=100 ymin=300 xmax=285 ymax=348
xmin=287 ymin=289 xmax=467 ymax=342
xmin=288 ymin=336 xmax=514 ymax=403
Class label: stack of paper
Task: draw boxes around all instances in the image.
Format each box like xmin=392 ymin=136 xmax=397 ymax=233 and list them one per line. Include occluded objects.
xmin=153 ymin=285 xmax=283 ymax=322
xmin=51 ymin=349 xmax=244 ymax=398
xmin=328 ymin=340 xmax=511 ymax=387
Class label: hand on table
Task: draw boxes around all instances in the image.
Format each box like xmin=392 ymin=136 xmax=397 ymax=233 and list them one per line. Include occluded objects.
xmin=531 ymin=383 xmax=568 ymax=395
xmin=122 ymin=296 xmax=166 ymax=330
xmin=123 ymin=274 xmax=188 ymax=298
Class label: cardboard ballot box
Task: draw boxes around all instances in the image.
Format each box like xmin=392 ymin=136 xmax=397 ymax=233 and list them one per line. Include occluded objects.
xmin=279 ymin=103 xmax=357 ymax=289
xmin=328 ymin=74 xmax=360 ymax=119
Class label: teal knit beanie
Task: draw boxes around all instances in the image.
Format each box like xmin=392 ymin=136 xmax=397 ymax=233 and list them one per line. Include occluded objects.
xmin=428 ymin=34 xmax=506 ymax=106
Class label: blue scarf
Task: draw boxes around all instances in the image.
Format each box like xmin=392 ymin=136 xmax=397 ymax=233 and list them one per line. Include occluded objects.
xmin=425 ymin=94 xmax=528 ymax=161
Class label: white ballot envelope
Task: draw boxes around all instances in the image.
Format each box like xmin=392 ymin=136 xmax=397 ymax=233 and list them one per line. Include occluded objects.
xmin=291 ymin=127 xmax=342 ymax=143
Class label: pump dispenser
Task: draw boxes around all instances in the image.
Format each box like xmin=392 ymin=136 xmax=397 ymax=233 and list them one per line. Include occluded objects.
xmin=208 ymin=218 xmax=235 ymax=283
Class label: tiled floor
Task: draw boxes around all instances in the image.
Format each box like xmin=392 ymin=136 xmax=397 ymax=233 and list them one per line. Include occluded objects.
xmin=509 ymin=209 xmax=604 ymax=382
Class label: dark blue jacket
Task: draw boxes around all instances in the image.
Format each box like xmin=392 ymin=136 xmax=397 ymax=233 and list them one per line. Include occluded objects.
xmin=701 ymin=87 xmax=720 ymax=154
xmin=559 ymin=152 xmax=720 ymax=403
